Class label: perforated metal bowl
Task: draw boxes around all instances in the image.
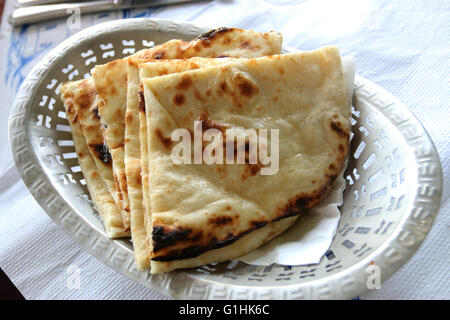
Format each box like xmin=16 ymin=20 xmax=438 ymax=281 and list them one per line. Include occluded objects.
xmin=8 ymin=18 xmax=443 ymax=299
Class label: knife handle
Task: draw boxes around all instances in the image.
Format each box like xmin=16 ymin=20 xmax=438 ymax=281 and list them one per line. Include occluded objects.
xmin=15 ymin=0 xmax=89 ymax=8
xmin=9 ymin=1 xmax=119 ymax=26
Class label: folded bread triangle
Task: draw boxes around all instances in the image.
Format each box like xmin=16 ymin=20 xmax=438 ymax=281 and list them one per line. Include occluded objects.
xmin=142 ymin=46 xmax=350 ymax=273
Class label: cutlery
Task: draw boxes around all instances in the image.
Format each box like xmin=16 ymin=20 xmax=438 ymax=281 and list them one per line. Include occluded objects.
xmin=9 ymin=0 xmax=206 ymax=26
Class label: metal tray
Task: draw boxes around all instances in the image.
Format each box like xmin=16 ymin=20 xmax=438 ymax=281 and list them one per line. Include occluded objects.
xmin=8 ymin=18 xmax=443 ymax=299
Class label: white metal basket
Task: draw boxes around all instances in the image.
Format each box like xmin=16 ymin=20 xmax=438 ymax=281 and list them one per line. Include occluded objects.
xmin=8 ymin=18 xmax=443 ymax=299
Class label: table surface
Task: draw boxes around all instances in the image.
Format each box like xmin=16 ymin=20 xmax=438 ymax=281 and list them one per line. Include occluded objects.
xmin=0 ymin=0 xmax=448 ymax=300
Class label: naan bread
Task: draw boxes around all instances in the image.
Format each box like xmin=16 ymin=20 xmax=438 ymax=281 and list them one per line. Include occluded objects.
xmin=61 ymin=79 xmax=129 ymax=238
xmin=128 ymin=58 xmax=234 ymax=269
xmin=92 ymin=60 xmax=131 ymax=230
xmin=142 ymin=46 xmax=349 ymax=273
xmin=93 ymin=27 xmax=282 ymax=232
xmin=124 ymin=63 xmax=149 ymax=269
xmin=121 ymin=29 xmax=283 ymax=269
xmin=132 ymin=27 xmax=282 ymax=61
xmin=63 ymin=78 xmax=126 ymax=225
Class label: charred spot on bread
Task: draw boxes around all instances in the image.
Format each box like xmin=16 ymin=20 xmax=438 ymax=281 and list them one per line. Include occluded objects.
xmin=92 ymin=106 xmax=101 ymax=120
xmin=152 ymin=226 xmax=193 ymax=253
xmin=138 ymin=90 xmax=145 ymax=113
xmin=208 ymin=215 xmax=234 ymax=226
xmin=330 ymin=119 xmax=349 ymax=138
xmin=90 ymin=142 xmax=112 ymax=165
xmin=196 ymin=27 xmax=234 ymax=41
xmin=151 ymin=221 xmax=269 ymax=261
xmin=154 ymin=128 xmax=173 ymax=149
xmin=173 ymin=93 xmax=186 ymax=106
xmin=175 ymin=74 xmax=193 ymax=90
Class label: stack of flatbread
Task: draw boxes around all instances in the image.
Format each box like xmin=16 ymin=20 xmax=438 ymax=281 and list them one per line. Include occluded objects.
xmin=60 ymin=27 xmax=350 ymax=274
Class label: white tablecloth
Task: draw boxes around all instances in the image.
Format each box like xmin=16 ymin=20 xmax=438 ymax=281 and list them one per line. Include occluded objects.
xmin=0 ymin=0 xmax=448 ymax=300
